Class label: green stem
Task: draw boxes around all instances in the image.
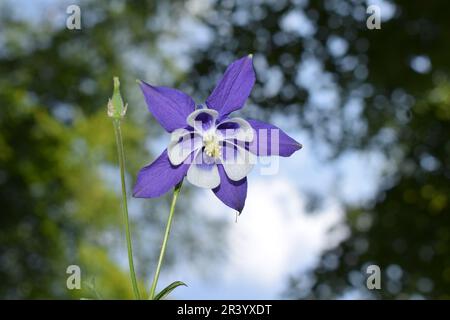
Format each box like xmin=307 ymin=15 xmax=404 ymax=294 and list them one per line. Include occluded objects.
xmin=113 ymin=119 xmax=141 ymax=300
xmin=149 ymin=181 xmax=183 ymax=300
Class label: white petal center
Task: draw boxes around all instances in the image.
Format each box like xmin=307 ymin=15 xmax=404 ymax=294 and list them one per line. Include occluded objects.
xmin=170 ymin=109 xmax=256 ymax=188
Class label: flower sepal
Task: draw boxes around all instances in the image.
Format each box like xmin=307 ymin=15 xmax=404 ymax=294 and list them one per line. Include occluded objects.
xmin=107 ymin=76 xmax=128 ymax=119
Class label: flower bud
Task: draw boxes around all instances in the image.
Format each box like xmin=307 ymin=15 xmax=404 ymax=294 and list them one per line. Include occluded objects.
xmin=107 ymin=77 xmax=128 ymax=119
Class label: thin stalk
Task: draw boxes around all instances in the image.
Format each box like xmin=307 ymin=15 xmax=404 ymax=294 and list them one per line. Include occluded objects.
xmin=149 ymin=181 xmax=183 ymax=299
xmin=113 ymin=119 xmax=141 ymax=300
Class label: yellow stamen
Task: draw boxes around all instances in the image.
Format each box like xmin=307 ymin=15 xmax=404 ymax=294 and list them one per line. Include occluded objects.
xmin=203 ymin=133 xmax=221 ymax=158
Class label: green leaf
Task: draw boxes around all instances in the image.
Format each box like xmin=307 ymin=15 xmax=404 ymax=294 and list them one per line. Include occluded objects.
xmin=153 ymin=281 xmax=187 ymax=300
xmin=83 ymin=277 xmax=103 ymax=300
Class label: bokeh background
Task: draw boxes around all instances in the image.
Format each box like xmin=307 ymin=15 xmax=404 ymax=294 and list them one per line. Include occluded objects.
xmin=0 ymin=0 xmax=449 ymax=299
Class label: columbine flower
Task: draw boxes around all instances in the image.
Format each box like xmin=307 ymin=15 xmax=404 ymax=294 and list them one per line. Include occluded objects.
xmin=133 ymin=55 xmax=302 ymax=213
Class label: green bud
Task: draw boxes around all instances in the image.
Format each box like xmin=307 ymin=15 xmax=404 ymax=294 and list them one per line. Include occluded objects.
xmin=107 ymin=76 xmax=128 ymax=119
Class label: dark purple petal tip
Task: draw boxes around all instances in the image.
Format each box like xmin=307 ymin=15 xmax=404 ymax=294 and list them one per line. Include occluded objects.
xmin=133 ymin=149 xmax=188 ymax=198
xmin=139 ymin=80 xmax=195 ymax=132
xmin=212 ymin=164 xmax=247 ymax=213
xmin=246 ymin=119 xmax=302 ymax=157
xmin=206 ymin=55 xmax=255 ymax=119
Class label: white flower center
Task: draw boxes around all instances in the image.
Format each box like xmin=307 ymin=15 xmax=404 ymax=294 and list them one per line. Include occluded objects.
xmin=202 ymin=131 xmax=221 ymax=158
xmin=167 ymin=108 xmax=257 ymax=189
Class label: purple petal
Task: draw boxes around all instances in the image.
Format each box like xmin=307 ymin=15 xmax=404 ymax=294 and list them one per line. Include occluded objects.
xmin=195 ymin=111 xmax=215 ymax=130
xmin=217 ymin=117 xmax=254 ymax=142
xmin=212 ymin=164 xmax=247 ymax=213
xmin=186 ymin=109 xmax=219 ymax=133
xmin=139 ymin=81 xmax=195 ymax=132
xmin=246 ymin=119 xmax=302 ymax=157
xmin=133 ymin=149 xmax=188 ymax=198
xmin=206 ymin=55 xmax=255 ymax=119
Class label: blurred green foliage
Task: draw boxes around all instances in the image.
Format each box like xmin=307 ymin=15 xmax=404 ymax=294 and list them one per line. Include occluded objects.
xmin=298 ymin=79 xmax=450 ymax=299
xmin=0 ymin=1 xmax=153 ymax=298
